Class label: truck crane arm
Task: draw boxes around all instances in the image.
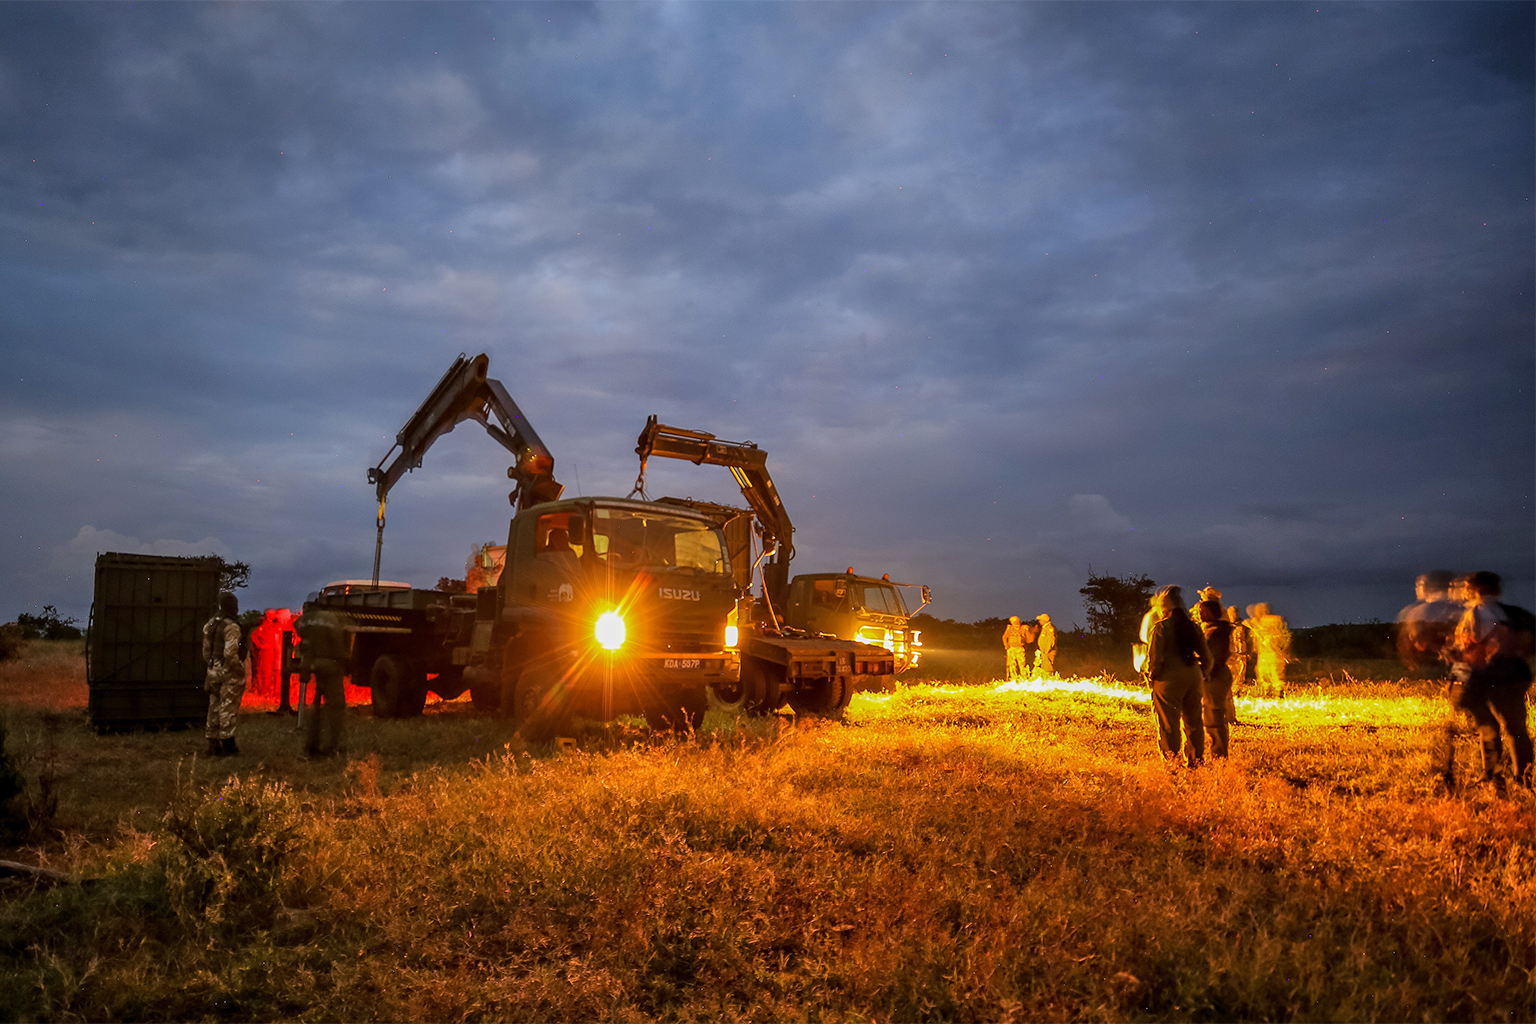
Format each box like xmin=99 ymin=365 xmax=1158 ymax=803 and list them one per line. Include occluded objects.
xmin=634 ymin=415 xmax=794 ymax=615
xmin=366 ymin=353 xmax=563 ymax=583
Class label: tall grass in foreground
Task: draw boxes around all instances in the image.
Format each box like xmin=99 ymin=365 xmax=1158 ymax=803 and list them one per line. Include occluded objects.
xmin=1 ymin=676 xmax=1532 ymax=1022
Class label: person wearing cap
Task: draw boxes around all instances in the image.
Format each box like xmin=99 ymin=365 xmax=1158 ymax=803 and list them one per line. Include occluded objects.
xmin=1033 ymin=613 xmax=1057 ymax=678
xmin=1002 ymin=616 xmax=1030 ymax=681
xmin=1196 ymin=599 xmax=1235 ymax=757
xmin=1397 ymin=570 xmax=1460 ymax=676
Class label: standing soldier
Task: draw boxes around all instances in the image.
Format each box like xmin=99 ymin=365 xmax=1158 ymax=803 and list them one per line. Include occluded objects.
xmin=248 ymin=609 xmax=281 ymax=704
xmin=1021 ymin=617 xmax=1042 ymax=678
xmin=1034 ymin=614 xmax=1057 ymax=678
xmin=1224 ymin=605 xmax=1250 ymax=724
xmin=1248 ymin=603 xmax=1291 ymax=697
xmin=201 ymin=591 xmax=247 ymax=757
xmin=1442 ymin=571 xmax=1535 ymax=790
xmin=1197 ymin=600 xmax=1235 ymax=757
xmin=296 ymin=605 xmax=350 ymax=758
xmin=1397 ymin=570 xmax=1460 ymax=676
xmin=1002 ymin=616 xmax=1029 ymax=681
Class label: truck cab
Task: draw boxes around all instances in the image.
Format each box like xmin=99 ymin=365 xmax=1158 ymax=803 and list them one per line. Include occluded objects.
xmin=464 ymin=497 xmax=743 ymax=736
xmin=786 ymin=572 xmax=923 ymax=672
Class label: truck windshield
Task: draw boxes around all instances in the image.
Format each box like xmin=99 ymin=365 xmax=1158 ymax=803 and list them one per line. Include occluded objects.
xmin=855 ymin=584 xmax=907 ymax=616
xmin=591 ymin=508 xmax=730 ymax=575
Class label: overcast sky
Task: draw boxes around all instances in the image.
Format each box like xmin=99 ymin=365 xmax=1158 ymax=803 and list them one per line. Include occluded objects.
xmin=2 ymin=1 xmax=1531 ymax=630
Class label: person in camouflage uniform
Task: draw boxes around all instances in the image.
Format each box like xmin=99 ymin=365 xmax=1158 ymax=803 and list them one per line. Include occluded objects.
xmin=1033 ymin=614 xmax=1057 ymax=678
xmin=1003 ymin=616 xmax=1030 ymax=680
xmin=202 ymin=591 xmax=247 ymax=756
xmin=295 ymin=606 xmax=350 ymax=758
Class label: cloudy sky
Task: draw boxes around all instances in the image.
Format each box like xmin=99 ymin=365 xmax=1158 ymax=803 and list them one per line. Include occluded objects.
xmin=2 ymin=1 xmax=1531 ymax=629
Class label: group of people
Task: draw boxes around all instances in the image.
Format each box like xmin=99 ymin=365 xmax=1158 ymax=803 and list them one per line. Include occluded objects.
xmin=201 ymin=592 xmax=351 ymax=760
xmin=1399 ymin=570 xmax=1534 ymax=790
xmin=1002 ymin=613 xmax=1057 ymax=680
xmin=1136 ymin=585 xmax=1274 ymax=767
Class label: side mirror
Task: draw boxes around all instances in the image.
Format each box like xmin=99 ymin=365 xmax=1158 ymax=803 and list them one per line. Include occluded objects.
xmin=567 ymin=514 xmax=588 ymax=547
xmin=921 ymin=585 xmax=933 ymax=606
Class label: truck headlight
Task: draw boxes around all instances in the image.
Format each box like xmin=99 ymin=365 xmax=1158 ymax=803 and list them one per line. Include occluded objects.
xmin=725 ymin=624 xmax=738 ymax=648
xmin=595 ymin=610 xmax=626 ymax=651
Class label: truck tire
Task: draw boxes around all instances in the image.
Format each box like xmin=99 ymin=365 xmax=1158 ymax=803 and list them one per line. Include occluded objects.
xmin=645 ymin=690 xmax=707 ymax=733
xmin=515 ymin=662 xmax=572 ymax=743
xmin=370 ymin=654 xmax=426 ymax=718
xmin=742 ymin=656 xmax=785 ymax=716
xmin=788 ymin=674 xmax=849 ymax=720
xmin=705 ymin=677 xmax=749 ymax=716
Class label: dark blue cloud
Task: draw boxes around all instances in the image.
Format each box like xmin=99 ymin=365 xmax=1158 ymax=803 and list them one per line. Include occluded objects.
xmin=0 ymin=2 xmax=1529 ymax=627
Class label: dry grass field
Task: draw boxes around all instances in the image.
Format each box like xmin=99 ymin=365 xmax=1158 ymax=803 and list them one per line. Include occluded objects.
xmin=1 ymin=641 xmax=1533 ymax=1021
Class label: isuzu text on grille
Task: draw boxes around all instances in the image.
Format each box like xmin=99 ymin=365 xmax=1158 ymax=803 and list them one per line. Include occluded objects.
xmin=658 ymin=587 xmax=701 ymax=601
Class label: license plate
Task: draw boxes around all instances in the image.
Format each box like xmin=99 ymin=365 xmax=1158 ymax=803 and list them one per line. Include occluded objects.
xmin=837 ymin=652 xmax=853 ymax=674
xmin=664 ymin=658 xmax=701 ymax=670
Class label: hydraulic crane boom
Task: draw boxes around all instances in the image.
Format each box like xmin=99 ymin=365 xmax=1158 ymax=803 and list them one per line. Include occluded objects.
xmin=367 ymin=353 xmax=563 ymax=583
xmin=633 ymin=415 xmax=794 ymax=618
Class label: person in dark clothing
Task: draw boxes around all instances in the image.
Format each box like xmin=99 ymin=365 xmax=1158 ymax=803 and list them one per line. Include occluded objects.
xmin=295 ymin=606 xmax=350 ymax=758
xmin=1144 ymin=586 xmax=1211 ymax=768
xmin=1197 ymin=599 xmax=1235 ymax=758
xmin=1442 ymin=571 xmax=1535 ymax=790
xmin=1021 ymin=619 xmax=1041 ymax=679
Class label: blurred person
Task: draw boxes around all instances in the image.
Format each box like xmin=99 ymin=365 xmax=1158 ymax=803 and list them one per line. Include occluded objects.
xmin=247 ymin=609 xmax=282 ymax=705
xmin=1034 ymin=614 xmax=1057 ymax=678
xmin=1225 ymin=605 xmax=1251 ymax=722
xmin=1248 ymin=603 xmax=1291 ymax=697
xmin=275 ymin=608 xmax=300 ymax=712
xmin=1143 ymin=586 xmax=1211 ymax=768
xmin=1021 ymin=617 xmax=1042 ymax=678
xmin=1440 ymin=572 xmax=1535 ymax=790
xmin=1397 ymin=571 xmax=1460 ymax=675
xmin=1003 ymin=616 xmax=1029 ymax=681
xmin=1132 ymin=595 xmax=1159 ymax=674
xmin=201 ymin=591 xmax=247 ymax=757
xmin=296 ymin=605 xmax=350 ymax=758
xmin=1197 ymin=600 xmax=1234 ymax=757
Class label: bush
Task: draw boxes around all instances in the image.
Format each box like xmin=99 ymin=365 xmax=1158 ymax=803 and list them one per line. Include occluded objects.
xmin=158 ymin=773 xmax=306 ymax=935
xmin=14 ymin=606 xmax=82 ymax=641
xmin=0 ymin=622 xmax=26 ymax=662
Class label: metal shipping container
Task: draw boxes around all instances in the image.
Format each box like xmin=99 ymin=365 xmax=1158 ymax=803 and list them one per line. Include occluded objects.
xmin=87 ymin=552 xmax=221 ymax=731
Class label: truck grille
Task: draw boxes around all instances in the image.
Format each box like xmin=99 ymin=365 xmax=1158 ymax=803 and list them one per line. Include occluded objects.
xmin=646 ymin=630 xmax=718 ymax=653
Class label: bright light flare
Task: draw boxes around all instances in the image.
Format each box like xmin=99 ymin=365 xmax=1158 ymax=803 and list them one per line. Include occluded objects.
xmin=595 ymin=610 xmax=626 ymax=650
xmin=724 ymin=624 xmax=738 ymax=648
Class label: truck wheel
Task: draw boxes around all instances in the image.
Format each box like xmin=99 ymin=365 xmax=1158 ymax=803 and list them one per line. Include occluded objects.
xmin=788 ymin=674 xmax=849 ymax=720
xmin=645 ymin=691 xmax=707 ymax=733
xmin=742 ymin=656 xmax=785 ymax=715
xmin=370 ymin=654 xmax=426 ymax=718
xmin=705 ymin=677 xmax=749 ymax=716
xmin=515 ymin=663 xmax=572 ymax=743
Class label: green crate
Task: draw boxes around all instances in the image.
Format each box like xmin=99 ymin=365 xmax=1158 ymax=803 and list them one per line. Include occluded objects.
xmin=88 ymin=552 xmax=221 ymax=731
